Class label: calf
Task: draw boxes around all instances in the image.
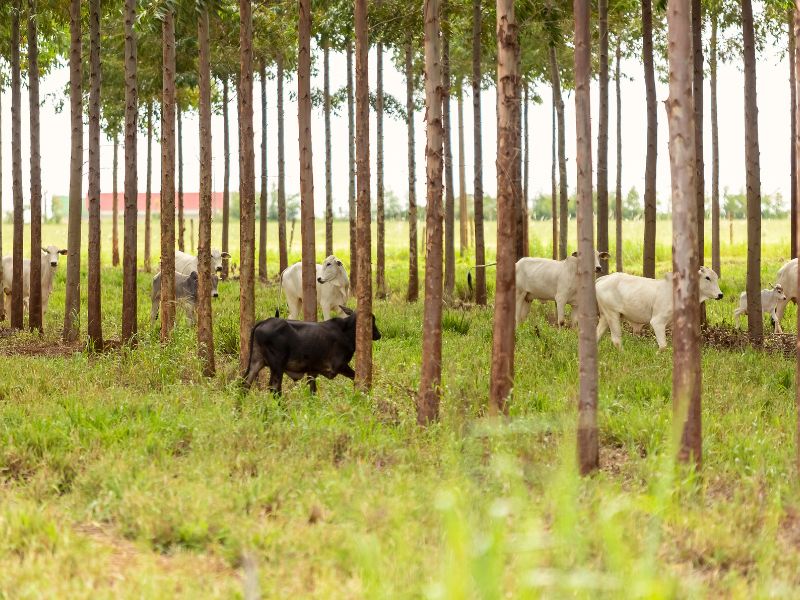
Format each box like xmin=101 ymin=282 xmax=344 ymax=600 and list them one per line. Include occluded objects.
xmin=175 ymin=249 xmax=231 ymax=277
xmin=242 ymin=306 xmax=381 ymax=394
xmin=281 ymin=255 xmax=350 ymax=320
xmin=2 ymin=245 xmax=67 ymax=318
xmin=596 ymin=266 xmax=723 ymax=350
xmin=734 ymin=284 xmax=787 ymax=332
xmin=515 ymin=250 xmax=609 ymax=327
xmin=150 ymin=271 xmax=219 ymax=325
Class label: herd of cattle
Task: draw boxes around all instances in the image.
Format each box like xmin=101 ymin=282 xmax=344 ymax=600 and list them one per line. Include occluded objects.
xmin=1 ymin=246 xmax=799 ymax=390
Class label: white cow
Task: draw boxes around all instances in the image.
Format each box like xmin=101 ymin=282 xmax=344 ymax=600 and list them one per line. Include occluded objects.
xmin=596 ymin=266 xmax=723 ymax=350
xmin=515 ymin=250 xmax=610 ymax=327
xmin=733 ymin=284 xmax=787 ymax=332
xmin=281 ymin=255 xmax=350 ymax=320
xmin=2 ymin=246 xmax=67 ymax=318
xmin=175 ymin=249 xmax=231 ymax=276
xmin=773 ymin=258 xmax=798 ymax=330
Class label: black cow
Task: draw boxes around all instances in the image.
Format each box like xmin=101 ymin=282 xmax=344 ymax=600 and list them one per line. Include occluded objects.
xmin=243 ymin=306 xmax=381 ymax=394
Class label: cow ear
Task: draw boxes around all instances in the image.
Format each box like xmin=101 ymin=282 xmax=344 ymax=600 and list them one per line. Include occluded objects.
xmin=190 ymin=271 xmax=198 ymax=280
xmin=59 ymin=249 xmax=68 ymax=255
xmin=571 ymin=251 xmax=578 ymax=257
xmin=41 ymin=247 xmax=48 ymax=254
xmin=340 ymin=305 xmax=354 ymax=315
xmin=221 ymin=252 xmax=231 ymax=259
xmin=599 ymin=252 xmax=610 ymax=259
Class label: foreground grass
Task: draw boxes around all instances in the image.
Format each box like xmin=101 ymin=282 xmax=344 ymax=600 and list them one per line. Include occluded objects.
xmin=1 ymin=218 xmax=799 ymax=597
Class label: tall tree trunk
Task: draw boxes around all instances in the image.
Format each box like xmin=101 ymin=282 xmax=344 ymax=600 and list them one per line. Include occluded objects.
xmin=549 ymin=45 xmax=568 ymax=259
xmin=692 ymin=0 xmax=705 ymax=266
xmin=418 ymin=0 xmax=444 ymax=424
xmin=642 ymin=0 xmax=658 ymax=278
xmin=711 ymin=13 xmax=721 ymax=274
xmin=298 ymin=0 xmax=317 ymax=322
xmin=615 ymin=37 xmax=623 ymax=272
xmin=597 ymin=0 xmax=610 ymax=275
xmin=458 ymin=81 xmax=468 ymax=257
xmin=355 ymin=0 xmax=373 ymax=388
xmin=0 ymin=81 xmax=4 ymax=322
xmin=64 ymin=0 xmax=83 ymax=342
xmin=523 ymin=81 xmax=530 ymax=256
xmin=793 ymin=3 xmax=800 ymax=476
xmin=28 ymin=0 xmax=43 ymax=331
xmin=551 ymin=99 xmax=558 ymax=259
xmin=10 ymin=0 xmax=23 ymax=330
xmin=490 ymin=0 xmax=519 ymax=415
xmin=791 ymin=11 xmax=797 ymax=259
xmin=324 ymin=41 xmax=333 ymax=257
xmin=472 ymin=0 xmax=487 ymax=305
xmin=160 ymin=8 xmax=177 ymax=343
xmin=377 ymin=31 xmax=387 ymax=299
xmin=277 ymin=56 xmax=288 ymax=273
xmin=742 ymin=0 xmax=763 ymax=345
xmin=347 ymin=42 xmax=358 ymax=288
xmin=178 ymin=106 xmax=185 ymax=251
xmin=87 ymin=0 xmax=102 ymax=346
xmin=442 ymin=0 xmax=456 ymax=298
xmin=122 ymin=0 xmax=138 ymax=342
xmin=197 ymin=8 xmax=215 ymax=375
xmin=574 ymin=0 xmax=599 ymax=474
xmin=259 ymin=61 xmax=268 ymax=281
xmin=666 ymin=0 xmax=701 ymax=467
xmin=239 ymin=0 xmax=256 ymax=372
xmin=406 ymin=40 xmax=419 ymax=302
xmin=112 ymin=136 xmax=120 ymax=266
xmin=222 ymin=78 xmax=230 ymax=280
xmin=144 ymin=101 xmax=153 ymax=273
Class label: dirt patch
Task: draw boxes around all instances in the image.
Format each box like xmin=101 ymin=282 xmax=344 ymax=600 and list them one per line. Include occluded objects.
xmin=600 ymin=445 xmax=631 ymax=477
xmin=0 ymin=339 xmax=83 ymax=358
xmin=702 ymin=324 xmax=796 ymax=357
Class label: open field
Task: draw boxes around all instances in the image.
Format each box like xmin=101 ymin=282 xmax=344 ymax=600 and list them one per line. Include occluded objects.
xmin=2 ymin=217 xmax=800 ymax=597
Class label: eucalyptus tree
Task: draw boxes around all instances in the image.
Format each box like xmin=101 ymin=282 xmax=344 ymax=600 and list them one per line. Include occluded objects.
xmin=472 ymin=0 xmax=489 ymax=303
xmin=597 ymin=0 xmax=610 ymax=275
xmin=10 ymin=0 xmax=24 ymax=330
xmin=87 ymin=0 xmax=103 ymax=347
xmin=122 ymin=0 xmax=138 ymax=342
xmin=641 ymin=0 xmax=658 ymax=278
xmin=442 ymin=0 xmax=455 ymax=298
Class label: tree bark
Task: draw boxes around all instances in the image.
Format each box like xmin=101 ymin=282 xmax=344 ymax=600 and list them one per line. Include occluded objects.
xmin=87 ymin=0 xmax=103 ymax=346
xmin=222 ymin=78 xmax=230 ymax=280
xmin=711 ymin=13 xmax=721 ymax=274
xmin=64 ymin=0 xmax=83 ymax=341
xmin=406 ymin=40 xmax=419 ymax=302
xmin=122 ymin=0 xmax=138 ymax=342
xmin=522 ymin=81 xmax=529 ymax=256
xmin=160 ymin=9 xmax=177 ymax=343
xmin=615 ymin=37 xmax=623 ymax=272
xmin=324 ymin=41 xmax=333 ymax=257
xmin=793 ymin=2 xmax=800 ymax=477
xmin=10 ymin=1 xmax=23 ymax=330
xmin=259 ymin=61 xmax=268 ymax=281
xmin=551 ymin=98 xmax=558 ymax=259
xmin=692 ymin=0 xmax=705 ymax=265
xmin=642 ymin=0 xmax=658 ymax=278
xmin=418 ymin=0 xmax=444 ymax=424
xmin=178 ymin=106 xmax=185 ymax=252
xmin=277 ymin=56 xmax=288 ymax=273
xmin=597 ymin=0 xmax=610 ymax=275
xmin=239 ymin=0 xmax=256 ymax=372
xmin=355 ymin=0 xmax=374 ymax=388
xmin=377 ymin=31 xmax=387 ymax=299
xmin=742 ymin=0 xmax=763 ymax=345
xmin=666 ymin=0 xmax=701 ymax=467
xmin=490 ymin=0 xmax=519 ymax=415
xmin=458 ymin=81 xmax=468 ymax=257
xmin=144 ymin=101 xmax=153 ymax=274
xmin=472 ymin=0 xmax=487 ymax=305
xmin=549 ymin=45 xmax=568 ymax=259
xmin=298 ymin=0 xmax=317 ymax=322
xmin=0 ymin=77 xmax=4 ymax=322
xmin=442 ymin=0 xmax=455 ymax=299
xmin=791 ymin=10 xmax=797 ymax=260
xmin=28 ymin=0 xmax=43 ymax=331
xmin=197 ymin=8 xmax=215 ymax=375
xmin=113 ymin=137 xmax=120 ymax=266
xmin=347 ymin=42 xmax=358 ymax=288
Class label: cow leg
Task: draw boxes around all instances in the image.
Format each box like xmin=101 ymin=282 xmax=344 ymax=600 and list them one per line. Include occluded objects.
xmin=151 ymin=300 xmax=159 ymax=323
xmin=287 ymin=296 xmax=301 ymax=320
xmin=515 ymin=291 xmax=531 ymax=327
xmin=596 ymin=313 xmax=608 ymax=342
xmin=243 ymin=356 xmax=265 ymax=390
xmin=651 ymin=317 xmax=668 ymax=350
xmin=733 ymin=307 xmax=744 ymax=328
xmin=338 ymin=364 xmax=356 ymax=380
xmin=555 ymin=296 xmax=568 ymax=327
xmin=321 ymin=304 xmax=331 ymax=321
xmin=307 ymin=377 xmax=318 ymax=394
xmin=773 ymin=309 xmax=783 ymax=334
xmin=268 ymin=368 xmax=284 ymax=395
xmin=776 ymin=298 xmax=790 ymax=332
xmin=607 ymin=313 xmax=623 ymax=349
xmin=185 ymin=303 xmax=197 ymax=326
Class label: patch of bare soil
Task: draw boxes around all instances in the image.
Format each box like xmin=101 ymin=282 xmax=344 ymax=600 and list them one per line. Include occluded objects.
xmin=702 ymin=324 xmax=796 ymax=357
xmin=599 ymin=445 xmax=630 ymax=477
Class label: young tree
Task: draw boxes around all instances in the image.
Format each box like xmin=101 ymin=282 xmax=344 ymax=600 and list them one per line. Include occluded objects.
xmin=551 ymin=101 xmax=557 ymax=258
xmin=10 ymin=0 xmax=23 ymax=330
xmin=692 ymin=0 xmax=705 ymax=265
xmin=418 ymin=0 xmax=444 ymax=424
xmin=259 ymin=62 xmax=268 ymax=281
xmin=406 ymin=38 xmax=419 ymax=302
xmin=522 ymin=81 xmax=529 ymax=256
xmin=794 ymin=1 xmax=800 ymax=475
xmin=0 ymin=81 xmax=4 ymax=323
xmin=28 ymin=0 xmax=43 ymax=331
xmin=355 ymin=0 xmax=373 ymax=388
xmin=160 ymin=7 xmax=177 ymax=343
xmin=347 ymin=42 xmax=357 ymax=286
xmin=178 ymin=106 xmax=185 ymax=251
xmin=112 ymin=136 xmax=120 ymax=266
xmin=458 ymin=80 xmax=468 ymax=257
xmin=666 ymin=0 xmax=701 ymax=467
xmin=64 ymin=0 xmax=83 ymax=342
xmin=144 ymin=100 xmax=154 ymax=273
xmin=742 ymin=0 xmax=762 ymax=345
xmin=710 ymin=10 xmax=721 ymax=274
xmin=324 ymin=41 xmax=333 ymax=257
xmin=376 ymin=27 xmax=387 ymax=299
xmin=239 ymin=0 xmax=256 ymax=371
xmin=642 ymin=0 xmax=658 ymax=278
xmin=615 ymin=37 xmax=623 ymax=272
xmin=87 ymin=0 xmax=103 ymax=347
xmin=791 ymin=11 xmax=797 ymax=259
xmin=277 ymin=56 xmax=288 ymax=273
xmin=596 ymin=0 xmax=610 ymax=275
xmin=549 ymin=43 xmax=568 ymax=259
xmin=472 ymin=0 xmax=487 ymax=305
xmin=122 ymin=0 xmax=139 ymax=343
xmin=222 ymin=77 xmax=231 ymax=280
xmin=442 ymin=0 xmax=455 ymax=299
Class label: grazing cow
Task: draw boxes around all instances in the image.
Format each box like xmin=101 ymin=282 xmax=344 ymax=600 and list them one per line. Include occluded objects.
xmin=515 ymin=250 xmax=610 ymax=327
xmin=1 ymin=245 xmax=67 ymax=318
xmin=175 ymin=249 xmax=231 ymax=276
xmin=733 ymin=284 xmax=787 ymax=332
xmin=242 ymin=306 xmax=381 ymax=394
xmin=150 ymin=271 xmax=219 ymax=325
xmin=280 ymin=255 xmax=350 ymax=320
xmin=773 ymin=258 xmax=798 ymax=331
xmin=596 ymin=266 xmax=723 ymax=349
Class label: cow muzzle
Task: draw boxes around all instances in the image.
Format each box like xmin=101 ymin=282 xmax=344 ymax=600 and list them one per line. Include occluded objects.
xmin=317 ymin=276 xmax=330 ymax=284
xmin=595 ymin=266 xmax=601 ymax=273
xmin=212 ymin=291 xmax=219 ymax=298
xmin=717 ymin=293 xmax=724 ymax=300
xmin=50 ymin=262 xmax=57 ymax=267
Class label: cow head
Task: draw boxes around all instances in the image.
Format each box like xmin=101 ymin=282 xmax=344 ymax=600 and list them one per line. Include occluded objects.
xmin=772 ymin=283 xmax=787 ymax=302
xmin=570 ymin=250 xmax=610 ymax=273
xmin=210 ymin=249 xmax=232 ymax=273
xmin=318 ymin=255 xmax=346 ymax=284
xmin=42 ymin=245 xmax=67 ymax=268
xmin=698 ymin=266 xmax=723 ymax=301
xmin=187 ymin=271 xmax=199 ymax=297
xmin=339 ymin=305 xmax=381 ymax=341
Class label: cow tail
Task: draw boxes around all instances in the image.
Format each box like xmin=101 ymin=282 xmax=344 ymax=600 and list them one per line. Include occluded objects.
xmin=276 ymin=269 xmax=285 ymax=318
xmin=466 ymin=262 xmax=497 ymax=299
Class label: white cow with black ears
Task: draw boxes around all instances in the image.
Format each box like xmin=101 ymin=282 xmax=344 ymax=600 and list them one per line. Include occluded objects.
xmin=281 ymin=255 xmax=350 ymax=320
xmin=2 ymin=245 xmax=67 ymax=318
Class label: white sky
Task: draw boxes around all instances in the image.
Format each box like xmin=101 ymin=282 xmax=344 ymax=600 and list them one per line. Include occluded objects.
xmin=0 ymin=38 xmax=794 ymax=216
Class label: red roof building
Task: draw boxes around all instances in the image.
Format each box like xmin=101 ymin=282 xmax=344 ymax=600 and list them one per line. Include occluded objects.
xmin=89 ymin=192 xmax=224 ymax=215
